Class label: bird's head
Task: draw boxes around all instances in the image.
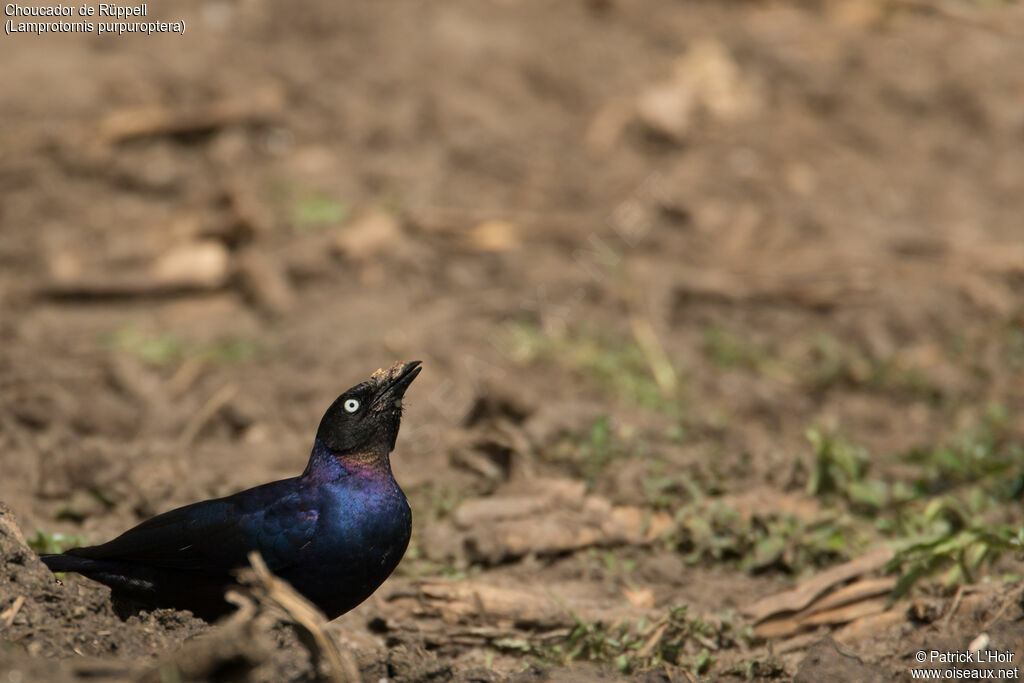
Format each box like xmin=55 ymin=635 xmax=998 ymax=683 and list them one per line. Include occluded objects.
xmin=315 ymin=360 xmax=422 ymax=459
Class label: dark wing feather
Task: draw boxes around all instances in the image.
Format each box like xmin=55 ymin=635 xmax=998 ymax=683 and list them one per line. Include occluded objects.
xmin=67 ymin=479 xmax=319 ymax=576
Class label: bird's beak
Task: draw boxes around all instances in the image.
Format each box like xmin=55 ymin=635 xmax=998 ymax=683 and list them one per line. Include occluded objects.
xmin=372 ymin=360 xmax=422 ymax=410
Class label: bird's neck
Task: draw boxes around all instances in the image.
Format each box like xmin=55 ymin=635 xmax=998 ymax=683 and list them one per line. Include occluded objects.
xmin=302 ymin=438 xmax=394 ymax=482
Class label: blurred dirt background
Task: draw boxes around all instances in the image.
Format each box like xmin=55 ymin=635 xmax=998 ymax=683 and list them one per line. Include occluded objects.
xmin=3 ymin=0 xmax=1024 ymax=680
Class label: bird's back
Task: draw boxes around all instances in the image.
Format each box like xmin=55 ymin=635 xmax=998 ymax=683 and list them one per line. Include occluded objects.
xmin=41 ymin=476 xmax=312 ymax=618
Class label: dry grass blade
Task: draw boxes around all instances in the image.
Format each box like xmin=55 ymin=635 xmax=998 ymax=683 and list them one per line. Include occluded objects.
xmin=630 ymin=313 xmax=678 ymax=398
xmin=243 ymin=551 xmax=359 ymax=683
xmin=98 ymin=88 xmax=283 ymax=143
xmin=744 ymin=546 xmax=894 ymax=624
xmin=0 ymin=595 xmax=24 ymax=628
xmin=982 ymin=583 xmax=1024 ymax=631
xmin=178 ymin=384 xmax=238 ymax=447
xmin=801 ymin=577 xmax=896 ymax=617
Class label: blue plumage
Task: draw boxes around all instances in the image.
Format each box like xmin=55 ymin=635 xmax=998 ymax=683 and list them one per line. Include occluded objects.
xmin=41 ymin=361 xmax=421 ymax=621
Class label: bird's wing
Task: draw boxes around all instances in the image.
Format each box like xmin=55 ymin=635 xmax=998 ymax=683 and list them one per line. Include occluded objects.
xmin=67 ymin=481 xmax=319 ymax=576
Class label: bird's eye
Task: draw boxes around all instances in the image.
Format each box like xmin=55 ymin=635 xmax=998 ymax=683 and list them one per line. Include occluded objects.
xmin=343 ymin=399 xmax=360 ymax=413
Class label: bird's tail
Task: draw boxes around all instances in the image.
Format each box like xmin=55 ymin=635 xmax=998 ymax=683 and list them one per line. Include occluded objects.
xmin=38 ymin=552 xmax=231 ymax=620
xmin=39 ymin=553 xmax=161 ymax=596
xmin=39 ymin=553 xmax=102 ymax=573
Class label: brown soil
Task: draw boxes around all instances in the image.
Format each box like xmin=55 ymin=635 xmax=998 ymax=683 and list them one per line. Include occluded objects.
xmin=3 ymin=1 xmax=1024 ymax=681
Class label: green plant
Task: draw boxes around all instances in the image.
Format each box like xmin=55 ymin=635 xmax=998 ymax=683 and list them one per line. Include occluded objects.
xmin=27 ymin=529 xmax=86 ymax=554
xmin=562 ymin=612 xmax=646 ymax=670
xmin=805 ymin=427 xmax=892 ymax=510
xmin=105 ymin=327 xmax=183 ymax=365
xmin=503 ymin=320 xmax=681 ymax=412
xmin=721 ymin=656 xmax=788 ymax=679
xmin=800 ymin=422 xmax=1024 ymax=596
xmin=549 ymin=416 xmax=640 ymax=483
xmin=702 ymin=325 xmax=769 ymax=371
xmin=900 ymin=404 xmax=1023 ymax=499
xmin=396 ymin=539 xmax=471 ymax=580
xmin=674 ymin=501 xmax=857 ymax=573
xmin=589 ymin=549 xmax=637 ymax=576
xmin=748 ymin=515 xmax=856 ymax=572
xmin=494 ymin=606 xmax=745 ymax=675
xmin=103 ymin=326 xmax=258 ymax=367
xmin=194 ymin=338 xmax=259 ymax=364
xmin=290 ymin=193 xmax=348 ymax=228
xmin=805 ymin=334 xmax=938 ymax=401
xmin=886 ymin=497 xmax=1024 ymax=600
xmin=1005 ymin=322 xmax=1024 ymax=369
xmin=642 ymin=465 xmax=705 ymax=510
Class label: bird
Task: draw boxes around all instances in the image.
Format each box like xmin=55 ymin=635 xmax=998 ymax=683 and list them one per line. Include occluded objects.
xmin=40 ymin=360 xmax=422 ymax=621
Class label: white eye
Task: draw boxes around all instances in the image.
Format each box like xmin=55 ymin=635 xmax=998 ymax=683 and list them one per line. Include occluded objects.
xmin=343 ymin=399 xmax=360 ymax=413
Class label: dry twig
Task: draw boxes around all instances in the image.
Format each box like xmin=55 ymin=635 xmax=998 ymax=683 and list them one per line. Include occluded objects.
xmin=242 ymin=551 xmax=360 ymax=683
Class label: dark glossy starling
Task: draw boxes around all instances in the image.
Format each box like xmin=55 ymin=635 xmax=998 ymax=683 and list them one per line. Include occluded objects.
xmin=41 ymin=361 xmax=422 ymax=621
